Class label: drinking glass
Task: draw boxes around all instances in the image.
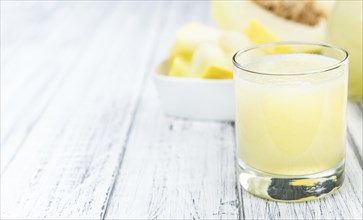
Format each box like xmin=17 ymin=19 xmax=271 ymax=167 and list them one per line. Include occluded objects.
xmin=233 ymin=42 xmax=348 ymax=202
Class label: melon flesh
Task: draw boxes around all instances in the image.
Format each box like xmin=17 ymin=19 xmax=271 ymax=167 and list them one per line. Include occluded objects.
xmin=212 ymin=0 xmax=329 ymax=42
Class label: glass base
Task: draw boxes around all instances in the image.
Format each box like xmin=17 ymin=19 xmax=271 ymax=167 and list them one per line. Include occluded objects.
xmin=238 ymin=160 xmax=345 ymax=202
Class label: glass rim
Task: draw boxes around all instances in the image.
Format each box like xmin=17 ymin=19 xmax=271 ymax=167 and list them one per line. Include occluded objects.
xmin=232 ymin=41 xmax=349 ymax=76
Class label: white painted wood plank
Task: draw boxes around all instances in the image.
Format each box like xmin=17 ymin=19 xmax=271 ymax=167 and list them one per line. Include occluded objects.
xmin=1 ymin=2 xmax=164 ymax=219
xmin=104 ymin=1 xmax=240 ymax=219
xmin=1 ymin=2 xmax=113 ymax=173
xmin=104 ymin=82 xmax=240 ymax=220
xmin=347 ymin=101 xmax=363 ymax=160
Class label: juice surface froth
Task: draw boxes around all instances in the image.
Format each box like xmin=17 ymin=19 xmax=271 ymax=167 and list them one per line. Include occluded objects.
xmin=235 ymin=53 xmax=347 ymax=176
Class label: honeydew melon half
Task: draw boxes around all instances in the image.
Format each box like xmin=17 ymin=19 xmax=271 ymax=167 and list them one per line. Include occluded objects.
xmin=212 ymin=0 xmax=335 ymax=42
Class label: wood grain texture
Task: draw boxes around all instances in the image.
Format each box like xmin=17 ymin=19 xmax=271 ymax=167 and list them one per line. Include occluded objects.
xmin=104 ymin=82 xmax=240 ymax=219
xmin=347 ymin=102 xmax=363 ymax=162
xmin=104 ymin=2 xmax=240 ymax=219
xmin=1 ymin=1 xmax=362 ymax=220
xmin=2 ymin=1 xmax=164 ymax=219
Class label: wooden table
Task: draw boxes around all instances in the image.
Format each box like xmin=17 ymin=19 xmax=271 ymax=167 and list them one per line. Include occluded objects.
xmin=1 ymin=1 xmax=362 ymax=219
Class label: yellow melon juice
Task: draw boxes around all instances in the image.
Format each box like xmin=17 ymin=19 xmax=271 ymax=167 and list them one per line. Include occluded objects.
xmin=233 ymin=42 xmax=348 ymax=202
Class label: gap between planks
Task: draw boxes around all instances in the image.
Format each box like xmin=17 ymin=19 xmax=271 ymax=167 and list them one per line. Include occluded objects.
xmin=99 ymin=2 xmax=166 ymax=219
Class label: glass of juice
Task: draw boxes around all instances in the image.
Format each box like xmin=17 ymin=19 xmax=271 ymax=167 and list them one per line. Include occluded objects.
xmin=233 ymin=42 xmax=348 ymax=202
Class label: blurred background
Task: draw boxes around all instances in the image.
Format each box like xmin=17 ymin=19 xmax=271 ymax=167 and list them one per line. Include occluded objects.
xmin=1 ymin=1 xmax=212 ymax=84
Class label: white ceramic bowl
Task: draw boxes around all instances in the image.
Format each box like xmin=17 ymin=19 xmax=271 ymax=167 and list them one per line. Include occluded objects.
xmin=153 ymin=61 xmax=234 ymax=121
